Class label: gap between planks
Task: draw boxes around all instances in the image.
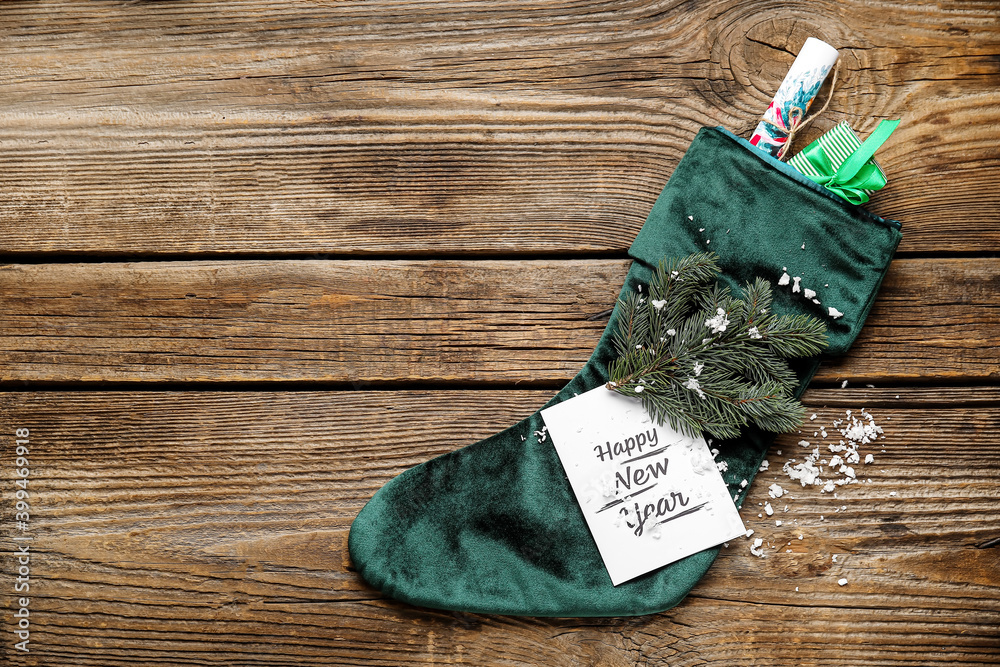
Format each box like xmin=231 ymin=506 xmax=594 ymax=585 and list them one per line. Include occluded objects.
xmin=0 ymin=257 xmax=996 ymax=385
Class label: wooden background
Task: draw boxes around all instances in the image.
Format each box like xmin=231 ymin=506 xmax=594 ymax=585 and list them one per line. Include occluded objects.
xmin=0 ymin=1 xmax=998 ymax=664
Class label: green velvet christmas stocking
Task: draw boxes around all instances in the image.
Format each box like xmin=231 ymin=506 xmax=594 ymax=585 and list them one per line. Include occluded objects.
xmin=348 ymin=126 xmax=901 ymax=617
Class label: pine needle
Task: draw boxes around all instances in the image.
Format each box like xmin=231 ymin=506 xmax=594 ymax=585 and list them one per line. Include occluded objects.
xmin=607 ymin=252 xmax=828 ymax=439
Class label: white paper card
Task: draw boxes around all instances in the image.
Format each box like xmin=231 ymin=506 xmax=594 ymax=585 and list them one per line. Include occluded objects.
xmin=541 ymin=386 xmax=746 ymax=585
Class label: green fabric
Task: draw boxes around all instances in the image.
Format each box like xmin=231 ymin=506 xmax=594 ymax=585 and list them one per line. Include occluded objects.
xmin=348 ymin=126 xmax=902 ymax=617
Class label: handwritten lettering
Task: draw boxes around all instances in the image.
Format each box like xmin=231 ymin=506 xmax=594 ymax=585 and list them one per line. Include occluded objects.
xmin=614 ymin=456 xmax=669 ymax=492
xmin=593 ymin=427 xmax=658 ymax=462
xmin=620 ymin=491 xmax=692 ymax=537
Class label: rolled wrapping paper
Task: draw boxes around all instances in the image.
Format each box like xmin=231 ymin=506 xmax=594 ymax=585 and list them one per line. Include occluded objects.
xmin=750 ymin=37 xmax=839 ymax=157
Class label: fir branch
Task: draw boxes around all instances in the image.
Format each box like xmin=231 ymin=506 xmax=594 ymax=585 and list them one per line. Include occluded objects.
xmin=607 ymin=252 xmax=828 ymax=439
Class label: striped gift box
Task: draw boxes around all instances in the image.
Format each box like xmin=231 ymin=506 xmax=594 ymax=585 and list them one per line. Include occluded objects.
xmin=788 ymin=121 xmax=887 ymax=195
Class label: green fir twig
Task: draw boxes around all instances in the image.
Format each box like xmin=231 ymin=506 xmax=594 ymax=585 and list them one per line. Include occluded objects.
xmin=607 ymin=252 xmax=828 ymax=439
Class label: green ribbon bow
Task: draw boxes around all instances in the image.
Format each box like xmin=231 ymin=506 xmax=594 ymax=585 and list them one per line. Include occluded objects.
xmin=799 ymin=119 xmax=900 ymax=205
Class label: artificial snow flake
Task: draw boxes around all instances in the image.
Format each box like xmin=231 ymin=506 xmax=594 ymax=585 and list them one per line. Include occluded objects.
xmin=803 ymin=288 xmax=817 ymax=299
xmin=784 ymin=458 xmax=822 ymax=487
xmin=838 ymin=578 xmax=848 ymax=586
xmin=748 ymin=326 xmax=762 ymax=339
xmin=829 ymin=306 xmax=844 ymax=319
xmin=768 ymin=483 xmax=784 ymax=499
xmin=634 ymin=386 xmax=644 ymax=393
xmin=764 ymin=502 xmax=774 ymax=516
xmin=666 ymin=328 xmax=676 ymax=336
xmin=693 ymin=361 xmax=705 ymax=376
xmin=705 ymin=307 xmax=730 ymax=334
xmin=778 ymin=272 xmax=791 ymax=286
xmin=684 ymin=377 xmax=706 ymax=399
xmin=864 ymin=454 xmax=874 ymax=464
xmin=651 ymin=299 xmax=666 ymax=309
xmin=792 ymin=277 xmax=802 ymax=293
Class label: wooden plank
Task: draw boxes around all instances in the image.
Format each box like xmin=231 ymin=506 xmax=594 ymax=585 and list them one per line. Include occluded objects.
xmin=0 ymin=258 xmax=995 ymax=384
xmin=0 ymin=1 xmax=997 ymax=255
xmin=0 ymin=390 xmax=996 ymax=665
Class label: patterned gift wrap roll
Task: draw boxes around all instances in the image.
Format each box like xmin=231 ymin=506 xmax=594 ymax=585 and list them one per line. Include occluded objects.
xmin=749 ymin=37 xmax=839 ymax=158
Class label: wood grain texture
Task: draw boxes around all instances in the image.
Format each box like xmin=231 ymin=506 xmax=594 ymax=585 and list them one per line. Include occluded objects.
xmin=0 ymin=390 xmax=996 ymax=665
xmin=0 ymin=257 xmax=995 ymax=384
xmin=0 ymin=1 xmax=997 ymax=664
xmin=0 ymin=1 xmax=997 ymax=255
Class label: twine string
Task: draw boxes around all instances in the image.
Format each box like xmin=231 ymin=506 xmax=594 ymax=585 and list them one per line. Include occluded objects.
xmin=762 ymin=60 xmax=840 ymax=161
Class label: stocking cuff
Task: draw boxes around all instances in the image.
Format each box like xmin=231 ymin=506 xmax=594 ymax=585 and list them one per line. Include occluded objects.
xmin=628 ymin=126 xmax=902 ymax=357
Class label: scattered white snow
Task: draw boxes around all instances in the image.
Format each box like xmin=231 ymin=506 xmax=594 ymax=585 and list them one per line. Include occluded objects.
xmin=705 ymin=307 xmax=730 ymax=334
xmin=684 ymin=377 xmax=706 ymax=399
